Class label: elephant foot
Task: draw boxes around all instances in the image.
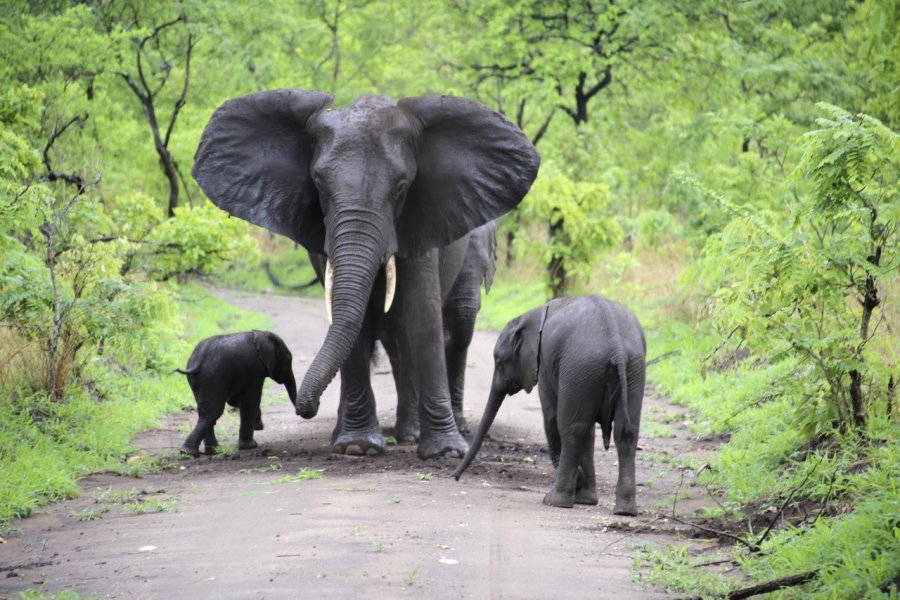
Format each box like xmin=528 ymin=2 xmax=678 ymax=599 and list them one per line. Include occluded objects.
xmin=543 ymin=489 xmax=575 ymax=509
xmin=238 ymin=439 xmax=259 ymax=451
xmin=574 ymin=468 xmax=597 ymax=504
xmin=574 ymin=488 xmax=599 ymax=505
xmin=416 ymin=430 xmax=468 ymax=459
xmin=180 ymin=444 xmax=201 ymax=458
xmin=393 ymin=415 xmax=420 ymax=444
xmin=613 ymin=498 xmax=638 ymax=516
xmin=332 ymin=430 xmax=387 ymax=456
xmin=203 ymin=443 xmax=219 ymax=455
xmin=453 ymin=411 xmax=469 ymax=434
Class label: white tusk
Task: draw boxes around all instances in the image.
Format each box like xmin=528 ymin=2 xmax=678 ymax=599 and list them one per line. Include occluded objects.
xmin=324 ymin=259 xmax=334 ymax=324
xmin=384 ymin=255 xmax=396 ymax=314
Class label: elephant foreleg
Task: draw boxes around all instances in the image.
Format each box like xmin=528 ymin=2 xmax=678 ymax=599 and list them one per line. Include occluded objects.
xmin=332 ymin=312 xmax=385 ymax=456
xmin=393 ymin=252 xmax=468 ymax=459
xmin=539 ymin=378 xmax=561 ymax=468
xmin=382 ymin=333 xmax=419 ymax=444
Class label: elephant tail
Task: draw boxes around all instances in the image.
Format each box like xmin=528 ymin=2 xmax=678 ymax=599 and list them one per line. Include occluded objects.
xmin=616 ymin=359 xmax=634 ymax=439
xmin=174 ymin=366 xmax=200 ymax=376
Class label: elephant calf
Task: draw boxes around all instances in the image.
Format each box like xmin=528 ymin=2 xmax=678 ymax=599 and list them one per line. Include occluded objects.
xmin=453 ymin=295 xmax=646 ymax=515
xmin=177 ymin=331 xmax=297 ymax=457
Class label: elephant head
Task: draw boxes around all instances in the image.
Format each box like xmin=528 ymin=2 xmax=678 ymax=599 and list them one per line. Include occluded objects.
xmin=252 ymin=330 xmax=297 ymax=405
xmin=452 ymin=308 xmax=543 ymax=479
xmin=192 ymin=90 xmax=540 ymax=419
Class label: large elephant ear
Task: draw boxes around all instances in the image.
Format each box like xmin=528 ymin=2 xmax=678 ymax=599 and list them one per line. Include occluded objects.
xmin=192 ymin=89 xmax=334 ymax=251
xmin=396 ymin=96 xmax=540 ymax=255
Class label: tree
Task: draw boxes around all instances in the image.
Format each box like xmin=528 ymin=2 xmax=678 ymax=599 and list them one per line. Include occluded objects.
xmin=695 ymin=105 xmax=897 ymax=432
xmin=95 ymin=1 xmax=197 ymax=217
xmin=440 ymin=0 xmax=674 ymax=296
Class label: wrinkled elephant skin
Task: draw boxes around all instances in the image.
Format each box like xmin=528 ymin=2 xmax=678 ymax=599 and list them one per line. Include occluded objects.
xmin=192 ymin=91 xmax=539 ymax=459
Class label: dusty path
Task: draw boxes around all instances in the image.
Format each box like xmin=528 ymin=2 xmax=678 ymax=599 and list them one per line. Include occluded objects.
xmin=1 ymin=289 xmax=712 ymax=599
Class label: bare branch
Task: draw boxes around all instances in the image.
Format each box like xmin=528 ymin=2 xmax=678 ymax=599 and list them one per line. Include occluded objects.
xmin=163 ymin=33 xmax=194 ymax=146
xmin=531 ymin=109 xmax=556 ymax=146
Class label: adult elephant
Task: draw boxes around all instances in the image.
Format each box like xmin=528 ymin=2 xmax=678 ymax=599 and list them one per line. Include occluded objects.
xmin=192 ymin=91 xmax=539 ymax=459
xmin=308 ymin=219 xmax=498 ymax=445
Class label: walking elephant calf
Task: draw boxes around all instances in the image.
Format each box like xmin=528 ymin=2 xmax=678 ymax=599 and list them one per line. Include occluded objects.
xmin=177 ymin=331 xmax=297 ymax=457
xmin=453 ymin=295 xmax=646 ymax=515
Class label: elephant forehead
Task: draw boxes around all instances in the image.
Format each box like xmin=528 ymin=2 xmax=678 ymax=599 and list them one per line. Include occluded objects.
xmin=317 ymin=102 xmax=415 ymax=142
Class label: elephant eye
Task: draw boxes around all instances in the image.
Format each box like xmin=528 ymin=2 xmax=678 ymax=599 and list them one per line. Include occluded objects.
xmin=395 ymin=178 xmax=408 ymax=196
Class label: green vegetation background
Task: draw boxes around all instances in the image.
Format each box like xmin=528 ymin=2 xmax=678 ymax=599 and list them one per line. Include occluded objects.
xmin=1 ymin=1 xmax=897 ymax=597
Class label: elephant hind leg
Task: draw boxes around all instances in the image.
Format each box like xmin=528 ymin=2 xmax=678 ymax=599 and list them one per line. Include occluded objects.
xmin=544 ymin=434 xmax=596 ymax=508
xmin=613 ymin=360 xmax=644 ymax=516
xmin=238 ymin=389 xmax=262 ymax=451
xmin=182 ymin=393 xmax=224 ymax=457
xmin=574 ymin=432 xmax=599 ymax=506
xmin=203 ymin=428 xmax=219 ymax=455
xmin=443 ymin=279 xmax=480 ymax=434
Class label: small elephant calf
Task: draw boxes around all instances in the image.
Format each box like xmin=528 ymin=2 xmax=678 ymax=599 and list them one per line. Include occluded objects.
xmin=453 ymin=295 xmax=646 ymax=515
xmin=177 ymin=330 xmax=297 ymax=457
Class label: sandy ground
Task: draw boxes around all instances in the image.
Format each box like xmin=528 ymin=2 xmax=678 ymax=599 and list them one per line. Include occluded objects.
xmin=0 ymin=289 xmax=715 ymax=599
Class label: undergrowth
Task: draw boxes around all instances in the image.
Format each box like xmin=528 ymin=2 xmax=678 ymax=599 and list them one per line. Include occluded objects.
xmin=640 ymin=310 xmax=899 ymax=597
xmin=0 ymin=282 xmax=269 ymax=526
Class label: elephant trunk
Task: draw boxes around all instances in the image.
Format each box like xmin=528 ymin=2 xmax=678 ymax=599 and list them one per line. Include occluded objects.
xmin=452 ymin=380 xmax=506 ymax=480
xmin=296 ymin=242 xmax=381 ymax=418
xmin=285 ymin=371 xmax=297 ymax=406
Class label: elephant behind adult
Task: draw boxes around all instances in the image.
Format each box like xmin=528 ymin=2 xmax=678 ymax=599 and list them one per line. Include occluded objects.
xmin=192 ymin=91 xmax=539 ymax=459
xmin=309 ymin=219 xmax=498 ymax=444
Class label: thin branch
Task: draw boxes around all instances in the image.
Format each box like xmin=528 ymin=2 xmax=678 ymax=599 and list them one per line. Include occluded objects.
xmin=753 ymin=457 xmax=822 ymax=550
xmin=531 ymin=109 xmax=556 ymax=146
xmin=163 ymin=32 xmax=193 ymax=147
xmin=665 ymin=513 xmax=756 ymax=550
xmin=727 ymin=571 xmax=818 ymax=599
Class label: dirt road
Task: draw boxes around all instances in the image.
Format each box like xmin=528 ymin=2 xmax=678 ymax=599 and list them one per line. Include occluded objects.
xmin=1 ymin=289 xmax=708 ymax=599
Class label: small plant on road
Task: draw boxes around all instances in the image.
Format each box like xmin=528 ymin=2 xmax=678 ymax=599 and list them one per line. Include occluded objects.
xmin=122 ymin=497 xmax=178 ymax=515
xmin=414 ymin=473 xmax=432 ymax=481
xmin=277 ymin=467 xmax=324 ymax=482
xmin=403 ymin=567 xmax=420 ymax=586
xmin=237 ymin=464 xmax=282 ymax=474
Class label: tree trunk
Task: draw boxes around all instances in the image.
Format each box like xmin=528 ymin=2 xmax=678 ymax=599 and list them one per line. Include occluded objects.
xmin=548 ymin=215 xmax=569 ymax=298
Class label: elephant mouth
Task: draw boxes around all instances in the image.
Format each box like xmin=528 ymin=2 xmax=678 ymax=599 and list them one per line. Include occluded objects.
xmin=324 ymin=255 xmax=396 ymax=324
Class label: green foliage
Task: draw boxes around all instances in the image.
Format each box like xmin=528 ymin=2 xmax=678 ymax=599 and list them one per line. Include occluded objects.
xmin=521 ymin=165 xmax=623 ymax=291
xmin=633 ymin=542 xmax=733 ymax=597
xmin=140 ymin=203 xmax=260 ymax=281
xmin=478 ymin=276 xmax=548 ymax=331
xmin=1 ymin=1 xmax=898 ymax=596
xmin=692 ymin=105 xmax=897 ymax=433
